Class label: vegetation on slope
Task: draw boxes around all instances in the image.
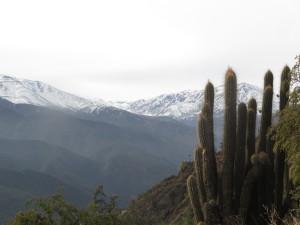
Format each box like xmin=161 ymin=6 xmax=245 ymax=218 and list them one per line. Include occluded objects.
xmin=0 ymin=167 xmax=90 ymax=222
xmin=125 ymin=152 xmax=224 ymax=225
xmin=270 ymin=56 xmax=300 ymax=200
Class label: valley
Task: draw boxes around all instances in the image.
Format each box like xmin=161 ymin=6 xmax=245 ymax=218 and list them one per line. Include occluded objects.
xmin=0 ymin=75 xmax=267 ymax=221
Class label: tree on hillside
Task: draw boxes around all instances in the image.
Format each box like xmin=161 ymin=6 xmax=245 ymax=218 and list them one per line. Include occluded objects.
xmin=270 ymin=55 xmax=300 ymax=200
xmin=6 ymin=186 xmax=147 ymax=225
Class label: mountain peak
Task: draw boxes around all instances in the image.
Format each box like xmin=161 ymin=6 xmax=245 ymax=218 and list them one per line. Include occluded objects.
xmin=0 ymin=74 xmax=108 ymax=111
xmin=116 ymin=82 xmax=279 ymax=125
xmin=0 ymin=75 xmax=279 ymax=127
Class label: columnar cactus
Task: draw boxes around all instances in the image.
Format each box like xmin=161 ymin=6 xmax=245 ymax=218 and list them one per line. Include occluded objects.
xmin=275 ymin=65 xmax=291 ymax=216
xmin=239 ymin=152 xmax=270 ymax=220
xmin=255 ymin=79 xmax=274 ymax=214
xmin=187 ymin=175 xmax=204 ymax=223
xmin=194 ymin=146 xmax=207 ymax=206
xmin=245 ymin=99 xmax=257 ymax=176
xmin=233 ymin=103 xmax=247 ymax=209
xmin=187 ymin=66 xmax=290 ymax=225
xmin=222 ymin=68 xmax=237 ymax=216
xmin=198 ymin=82 xmax=218 ymax=201
xmin=257 ymin=71 xmax=274 ymax=153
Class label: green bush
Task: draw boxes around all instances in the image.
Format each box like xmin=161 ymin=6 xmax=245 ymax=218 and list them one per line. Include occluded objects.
xmin=5 ymin=186 xmax=147 ymax=225
xmin=178 ymin=161 xmax=190 ymax=173
xmin=269 ymin=56 xmax=300 ymax=200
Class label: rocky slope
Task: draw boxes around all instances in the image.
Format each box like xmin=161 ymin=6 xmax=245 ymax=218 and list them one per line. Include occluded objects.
xmin=126 ymin=152 xmax=223 ymax=225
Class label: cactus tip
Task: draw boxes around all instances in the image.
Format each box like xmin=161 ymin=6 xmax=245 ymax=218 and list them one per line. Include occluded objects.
xmin=258 ymin=151 xmax=270 ymax=165
xmin=225 ymin=67 xmax=236 ymax=77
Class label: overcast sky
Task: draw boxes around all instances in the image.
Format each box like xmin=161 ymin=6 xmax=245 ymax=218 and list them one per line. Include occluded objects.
xmin=0 ymin=0 xmax=299 ymax=101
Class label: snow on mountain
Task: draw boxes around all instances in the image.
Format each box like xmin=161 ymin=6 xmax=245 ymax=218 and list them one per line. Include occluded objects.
xmin=117 ymin=82 xmax=280 ymax=125
xmin=0 ymin=75 xmax=107 ymax=111
xmin=0 ymin=75 xmax=280 ymax=126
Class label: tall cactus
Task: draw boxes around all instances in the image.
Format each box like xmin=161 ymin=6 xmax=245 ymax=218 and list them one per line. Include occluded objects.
xmin=222 ymin=68 xmax=237 ymax=216
xmin=257 ymin=71 xmax=274 ymax=153
xmin=233 ymin=103 xmax=247 ymax=210
xmin=187 ymin=66 xmax=290 ymax=225
xmin=275 ymin=65 xmax=291 ymax=216
xmin=198 ymin=82 xmax=218 ymax=201
xmin=245 ymin=99 xmax=257 ymax=176
xmin=194 ymin=146 xmax=207 ymax=206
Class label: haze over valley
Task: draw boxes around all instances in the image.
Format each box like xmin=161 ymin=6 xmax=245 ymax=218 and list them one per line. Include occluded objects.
xmin=0 ymin=74 xmax=277 ymax=220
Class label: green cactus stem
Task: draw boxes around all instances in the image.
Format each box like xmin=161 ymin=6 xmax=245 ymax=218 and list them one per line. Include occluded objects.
xmin=245 ymin=98 xmax=257 ymax=176
xmin=205 ymin=81 xmax=214 ymax=109
xmin=257 ymin=85 xmax=273 ymax=153
xmin=202 ymin=148 xmax=217 ymax=202
xmin=197 ymin=81 xmax=218 ymax=200
xmin=265 ymin=130 xmax=275 ymax=206
xmin=194 ymin=146 xmax=207 ymax=205
xmin=279 ymin=66 xmax=290 ymax=111
xmin=239 ymin=152 xmax=270 ymax=221
xmin=275 ymin=65 xmax=291 ymax=216
xmin=233 ymin=102 xmax=247 ymax=210
xmin=222 ymin=68 xmax=237 ymax=216
xmin=187 ymin=175 xmax=204 ymax=223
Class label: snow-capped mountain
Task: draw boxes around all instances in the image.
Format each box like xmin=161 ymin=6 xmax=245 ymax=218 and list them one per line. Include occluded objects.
xmin=0 ymin=75 xmax=280 ymax=127
xmin=117 ymin=82 xmax=279 ymax=126
xmin=0 ymin=75 xmax=107 ymax=111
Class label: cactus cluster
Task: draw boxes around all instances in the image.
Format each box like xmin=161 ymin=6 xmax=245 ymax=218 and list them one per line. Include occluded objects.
xmin=187 ymin=66 xmax=291 ymax=224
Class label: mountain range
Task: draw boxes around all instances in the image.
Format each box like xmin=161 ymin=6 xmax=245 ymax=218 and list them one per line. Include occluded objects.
xmin=0 ymin=75 xmax=279 ymax=125
xmin=0 ymin=74 xmax=278 ymax=220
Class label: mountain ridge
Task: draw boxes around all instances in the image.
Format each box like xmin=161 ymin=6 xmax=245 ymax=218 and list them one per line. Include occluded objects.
xmin=118 ymin=82 xmax=279 ymax=126
xmin=0 ymin=75 xmax=279 ymax=127
xmin=0 ymin=75 xmax=107 ymax=111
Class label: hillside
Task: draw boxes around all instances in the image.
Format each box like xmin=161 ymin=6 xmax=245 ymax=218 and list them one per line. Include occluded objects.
xmin=0 ymin=97 xmax=195 ymax=209
xmin=127 ymin=152 xmax=223 ymax=225
xmin=126 ymin=161 xmax=194 ymax=225
xmin=0 ymin=74 xmax=278 ymax=220
xmin=0 ymin=167 xmax=90 ymax=221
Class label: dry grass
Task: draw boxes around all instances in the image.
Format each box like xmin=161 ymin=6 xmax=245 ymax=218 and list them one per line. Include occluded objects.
xmin=262 ymin=206 xmax=300 ymax=225
xmin=283 ymin=209 xmax=300 ymax=225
